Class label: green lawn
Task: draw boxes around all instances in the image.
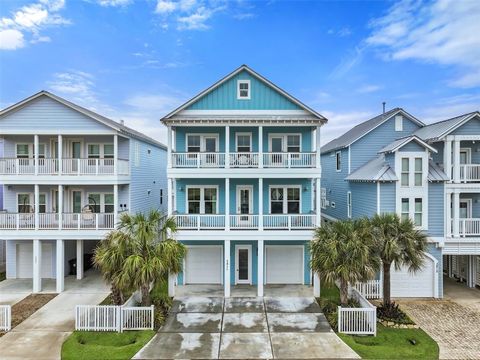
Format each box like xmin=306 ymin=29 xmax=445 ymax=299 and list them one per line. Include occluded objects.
xmin=61 ymin=330 xmax=155 ymax=360
xmin=319 ymin=284 xmax=439 ymax=359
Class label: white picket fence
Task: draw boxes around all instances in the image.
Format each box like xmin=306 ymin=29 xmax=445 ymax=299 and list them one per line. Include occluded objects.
xmin=0 ymin=305 xmax=12 ymax=332
xmin=338 ymin=287 xmax=377 ymax=336
xmin=353 ymin=280 xmax=383 ymax=299
xmin=75 ymin=305 xmax=154 ymax=332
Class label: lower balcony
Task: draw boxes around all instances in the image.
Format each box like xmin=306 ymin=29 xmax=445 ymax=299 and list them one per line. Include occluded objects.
xmin=0 ymin=212 xmax=116 ymax=230
xmin=174 ymin=214 xmax=317 ymax=231
xmin=455 ymin=218 xmax=480 ymax=237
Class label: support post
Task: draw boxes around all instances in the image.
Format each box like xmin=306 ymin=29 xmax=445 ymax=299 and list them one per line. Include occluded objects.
xmin=113 ymin=184 xmax=118 ymax=227
xmin=224 ymin=239 xmax=231 ymax=297
xmin=453 ymin=139 xmax=461 ymax=182
xmin=313 ymin=272 xmax=320 ymax=297
xmin=167 ymin=126 xmax=172 ymax=168
xmin=113 ymin=134 xmax=118 ymax=175
xmin=446 ymin=192 xmax=452 ymax=237
xmin=56 ymin=239 xmax=64 ymax=293
xmin=448 ymin=255 xmax=453 ymax=278
xmin=34 ymin=134 xmax=39 ymax=175
xmin=168 ymin=272 xmax=176 ymax=297
xmin=258 ymin=178 xmax=263 ymax=230
xmin=225 ymin=125 xmax=230 ymax=168
xmin=76 ymin=240 xmax=84 ymax=280
xmin=34 ymin=184 xmax=39 ymax=230
xmin=444 ymin=140 xmax=451 ymax=180
xmin=167 ymin=178 xmax=173 ymax=216
xmin=453 ymin=191 xmax=460 ymax=237
xmin=316 ymin=126 xmax=321 ymax=169
xmin=316 ymin=178 xmax=321 ymax=226
xmin=225 ymin=178 xmax=230 ymax=230
xmin=58 ymin=185 xmax=63 ymax=230
xmin=58 ymin=135 xmax=63 ymax=175
xmin=259 ymin=126 xmax=263 ymax=168
xmin=257 ymin=239 xmax=264 ymax=297
xmin=467 ymin=255 xmax=477 ymax=288
xmin=33 ymin=239 xmax=41 ymax=293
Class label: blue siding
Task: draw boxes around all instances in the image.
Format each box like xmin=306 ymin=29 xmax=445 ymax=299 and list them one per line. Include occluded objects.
xmin=175 ymin=127 xmax=225 ymax=152
xmin=399 ymin=141 xmax=426 ymax=152
xmin=384 ymin=153 xmax=395 ymax=169
xmin=431 ymin=142 xmax=444 ymax=165
xmin=380 ymin=182 xmax=396 ymax=213
xmin=451 ymin=116 xmax=480 ymax=135
xmin=176 ymin=179 xmax=225 ymax=214
xmin=186 ymin=70 xmax=302 ymax=110
xmin=321 ymin=148 xmax=350 ymax=220
xmin=263 ymin=179 xmax=313 ymax=214
xmin=262 ymin=127 xmax=313 ymax=152
xmin=350 ymin=183 xmax=377 ymax=218
xmin=350 ymin=115 xmax=421 ymax=171
xmin=428 ymin=183 xmax=444 ymax=236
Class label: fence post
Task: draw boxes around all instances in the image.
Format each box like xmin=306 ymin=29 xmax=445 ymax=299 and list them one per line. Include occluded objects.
xmin=117 ymin=306 xmax=122 ymax=333
xmin=337 ymin=306 xmax=341 ymax=333
xmin=150 ymin=305 xmax=155 ymax=330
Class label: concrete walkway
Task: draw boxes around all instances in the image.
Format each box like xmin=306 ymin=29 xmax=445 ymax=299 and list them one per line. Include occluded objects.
xmin=134 ymin=296 xmax=359 ymax=359
xmin=399 ymin=280 xmax=480 ymax=360
xmin=0 ymin=271 xmax=109 ymax=360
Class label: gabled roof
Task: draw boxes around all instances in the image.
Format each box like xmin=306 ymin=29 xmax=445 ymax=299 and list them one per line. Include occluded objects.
xmin=428 ymin=161 xmax=449 ymax=182
xmin=161 ymin=64 xmax=327 ymax=123
xmin=378 ymin=135 xmax=437 ymax=154
xmin=346 ymin=155 xmax=397 ymax=182
xmin=321 ymin=108 xmax=425 ymax=154
xmin=412 ymin=111 xmax=480 ymax=141
xmin=0 ymin=91 xmax=166 ymax=149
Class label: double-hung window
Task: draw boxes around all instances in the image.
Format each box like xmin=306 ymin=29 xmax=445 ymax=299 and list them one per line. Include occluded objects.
xmin=414 ymin=158 xmax=422 ymax=186
xmin=400 ymin=198 xmax=423 ymax=227
xmin=18 ymin=194 xmax=31 ymax=213
xmin=236 ymin=134 xmax=251 ymax=152
xmin=104 ymin=194 xmax=114 ymax=213
xmin=414 ymin=198 xmax=423 ymax=226
xmin=88 ymin=145 xmax=100 ymax=159
xmin=401 ymin=198 xmax=409 ymax=221
xmin=237 ymin=80 xmax=250 ymax=99
xmin=336 ymin=151 xmax=341 ymax=171
xmin=187 ymin=135 xmax=201 ymax=153
xmin=270 ymin=186 xmax=300 ymax=214
xmin=88 ymin=193 xmax=114 ymax=213
xmin=104 ymin=144 xmax=114 ymax=159
xmin=287 ymin=135 xmax=300 ymax=153
xmin=16 ymin=144 xmax=30 ymax=159
xmin=187 ymin=187 xmax=218 ymax=214
xmin=401 ymin=158 xmax=409 ymax=186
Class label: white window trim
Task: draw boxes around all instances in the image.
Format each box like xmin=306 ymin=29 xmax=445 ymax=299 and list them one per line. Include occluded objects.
xmin=268 ymin=185 xmax=302 ymax=214
xmin=268 ymin=133 xmax=302 ymax=152
xmin=395 ymin=115 xmax=403 ymax=131
xmin=459 ymin=199 xmax=473 ymax=218
xmin=347 ymin=191 xmax=352 ymax=218
xmin=237 ymin=80 xmax=251 ymax=100
xmin=320 ymin=187 xmax=327 ymax=210
xmin=86 ymin=143 xmax=114 ymax=158
xmin=70 ymin=188 xmax=84 ymax=213
xmin=236 ymin=185 xmax=253 ymax=214
xmin=335 ymin=151 xmax=342 ymax=172
xmin=67 ymin=139 xmax=84 ymax=158
xmin=235 ymin=244 xmax=252 ymax=285
xmin=460 ymin=148 xmax=472 ymax=164
xmin=185 ymin=185 xmax=220 ymax=214
xmin=235 ymin=132 xmax=252 ymax=153
xmin=86 ymin=192 xmax=114 ymax=213
xmin=15 ymin=143 xmax=46 ymax=158
xmin=186 ymin=134 xmax=220 ymax=152
xmin=17 ymin=193 xmax=33 ymax=212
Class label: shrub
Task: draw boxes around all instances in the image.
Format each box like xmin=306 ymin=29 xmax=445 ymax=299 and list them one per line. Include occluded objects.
xmin=377 ymin=301 xmax=415 ymax=324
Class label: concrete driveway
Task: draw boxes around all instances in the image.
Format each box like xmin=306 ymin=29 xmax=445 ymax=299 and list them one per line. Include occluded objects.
xmin=0 ymin=279 xmax=31 ymax=306
xmin=0 ymin=271 xmax=109 ymax=360
xmin=134 ymin=296 xmax=359 ymax=359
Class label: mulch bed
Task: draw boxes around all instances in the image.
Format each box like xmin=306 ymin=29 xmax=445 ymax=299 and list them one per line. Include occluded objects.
xmin=0 ymin=293 xmax=57 ymax=337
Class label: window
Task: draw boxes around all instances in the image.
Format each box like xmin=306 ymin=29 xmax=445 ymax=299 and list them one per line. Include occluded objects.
xmin=104 ymin=144 xmax=114 ymax=158
xmin=237 ymin=80 xmax=250 ymax=99
xmin=414 ymin=158 xmax=422 ymax=186
xmin=414 ymin=198 xmax=422 ymax=226
xmin=236 ymin=134 xmax=251 ymax=152
xmin=320 ymin=188 xmax=327 ymax=209
xmin=88 ymin=145 xmax=100 ymax=159
xmin=287 ymin=135 xmax=300 ymax=153
xmin=401 ymin=158 xmax=409 ymax=186
xmin=187 ymin=135 xmax=201 ymax=153
xmin=160 ymin=189 xmax=163 ymax=205
xmin=187 ymin=187 xmax=217 ymax=214
xmin=270 ymin=186 xmax=301 ymax=214
xmin=88 ymin=194 xmax=101 ymax=212
xmin=336 ymin=151 xmax=341 ymax=171
xmin=104 ymin=194 xmax=114 ymax=213
xmin=88 ymin=193 xmax=113 ymax=212
xmin=17 ymin=194 xmax=31 ymax=213
xmin=347 ymin=192 xmax=352 ymax=218
xmin=395 ymin=115 xmax=403 ymax=131
xmin=36 ymin=144 xmax=45 ymax=158
xmin=39 ymin=194 xmax=46 ymax=213
xmin=401 ymin=198 xmax=409 ymax=221
xmin=16 ymin=144 xmax=30 ymax=158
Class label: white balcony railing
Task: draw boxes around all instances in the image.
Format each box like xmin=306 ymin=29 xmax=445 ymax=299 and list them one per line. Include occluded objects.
xmin=460 ymin=165 xmax=480 ymax=182
xmin=459 ymin=218 xmax=480 ymax=237
xmin=0 ymin=212 xmax=115 ymax=230
xmin=171 ymin=152 xmax=316 ymax=169
xmin=0 ymin=158 xmax=129 ymax=176
xmin=174 ymin=214 xmax=316 ymax=230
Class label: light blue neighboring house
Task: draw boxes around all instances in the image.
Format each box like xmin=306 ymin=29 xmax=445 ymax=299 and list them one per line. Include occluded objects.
xmin=162 ymin=65 xmax=326 ymax=297
xmin=0 ymin=91 xmax=167 ymax=293
xmin=321 ymin=109 xmax=480 ymax=298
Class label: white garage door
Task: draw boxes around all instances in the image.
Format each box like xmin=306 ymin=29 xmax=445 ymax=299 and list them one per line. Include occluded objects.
xmin=16 ymin=243 xmax=54 ymax=279
xmin=266 ymin=246 xmax=303 ymax=284
xmin=391 ymin=255 xmax=436 ymax=298
xmin=185 ymin=246 xmax=222 ymax=284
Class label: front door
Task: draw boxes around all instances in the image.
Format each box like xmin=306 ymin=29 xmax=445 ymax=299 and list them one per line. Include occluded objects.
xmin=459 ymin=200 xmax=471 ymax=219
xmin=235 ymin=245 xmax=251 ymax=284
xmin=237 ymin=186 xmax=252 ymax=222
xmin=270 ymin=137 xmax=283 ymax=164
xmin=72 ymin=191 xmax=82 ymax=213
xmin=204 ymin=137 xmax=218 ymax=165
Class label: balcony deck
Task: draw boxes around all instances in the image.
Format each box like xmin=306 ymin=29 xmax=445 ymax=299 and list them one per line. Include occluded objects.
xmin=0 ymin=212 xmax=116 ymax=230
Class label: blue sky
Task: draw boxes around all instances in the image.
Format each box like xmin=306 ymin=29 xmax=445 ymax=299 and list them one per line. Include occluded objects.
xmin=1 ymin=0 xmax=479 ymax=144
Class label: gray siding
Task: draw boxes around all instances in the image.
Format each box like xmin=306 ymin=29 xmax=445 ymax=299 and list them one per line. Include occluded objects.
xmin=428 ymin=183 xmax=444 ymax=236
xmin=399 ymin=141 xmax=426 ymax=152
xmin=451 ymin=117 xmax=480 ymax=135
xmin=380 ymin=182 xmax=396 ymax=213
xmin=321 ymin=148 xmax=350 ymax=220
xmin=350 ymin=182 xmax=377 ymax=218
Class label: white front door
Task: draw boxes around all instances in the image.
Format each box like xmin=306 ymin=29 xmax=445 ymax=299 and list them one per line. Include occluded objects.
xmin=237 ymin=186 xmax=253 ymax=215
xmin=459 ymin=200 xmax=472 ymax=219
xmin=270 ymin=136 xmax=284 ymax=164
xmin=235 ymin=245 xmax=252 ymax=284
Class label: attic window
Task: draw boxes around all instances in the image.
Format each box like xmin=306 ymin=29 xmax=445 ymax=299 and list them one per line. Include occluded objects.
xmin=237 ymin=80 xmax=250 ymax=99
xmin=395 ymin=115 xmax=403 ymax=131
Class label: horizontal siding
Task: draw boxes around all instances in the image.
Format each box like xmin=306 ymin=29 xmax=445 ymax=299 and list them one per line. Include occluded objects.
xmin=186 ymin=70 xmax=302 ymax=110
xmin=428 ymin=183 xmax=444 ymax=236
xmin=451 ymin=116 xmax=480 ymax=135
xmin=380 ymin=182 xmax=396 ymax=214
xmin=321 ymin=148 xmax=350 ymax=220
xmin=399 ymin=141 xmax=426 ymax=152
xmin=350 ymin=183 xmax=377 ymax=218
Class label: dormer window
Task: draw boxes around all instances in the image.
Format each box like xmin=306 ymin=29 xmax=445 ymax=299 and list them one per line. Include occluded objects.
xmin=395 ymin=115 xmax=403 ymax=131
xmin=237 ymin=80 xmax=250 ymax=99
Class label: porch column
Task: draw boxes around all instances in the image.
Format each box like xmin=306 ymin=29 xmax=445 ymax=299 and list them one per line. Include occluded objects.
xmin=225 ymin=178 xmax=230 ymax=231
xmin=257 ymin=239 xmax=264 ymax=297
xmin=34 ymin=184 xmax=39 ymax=230
xmin=467 ymin=255 xmax=477 ymax=288
xmin=316 ymin=178 xmax=321 ymax=226
xmin=447 ymin=255 xmax=454 ymax=278
xmin=316 ymin=126 xmax=321 ymax=169
xmin=168 ymin=272 xmax=176 ymax=297
xmin=58 ymin=134 xmax=63 ymax=175
xmin=113 ymin=184 xmax=118 ymax=227
xmin=33 ymin=239 xmax=42 ymax=293
xmin=225 ymin=125 xmax=230 ymax=168
xmin=167 ymin=178 xmax=173 ymax=216
xmin=313 ymin=272 xmax=320 ymax=297
xmin=167 ymin=126 xmax=172 ymax=169
xmin=453 ymin=139 xmax=461 ymax=182
xmin=258 ymin=178 xmax=263 ymax=230
xmin=113 ymin=134 xmax=118 ymax=175
xmin=76 ymin=240 xmax=84 ymax=280
xmin=446 ymin=192 xmax=452 ymax=237
xmin=34 ymin=134 xmax=39 ymax=175
xmin=444 ymin=140 xmax=451 ymax=181
xmin=259 ymin=126 xmax=263 ymax=168
xmin=453 ymin=191 xmax=460 ymax=237
xmin=224 ymin=239 xmax=231 ymax=297
xmin=56 ymin=239 xmax=64 ymax=293
xmin=58 ymin=185 xmax=63 ymax=230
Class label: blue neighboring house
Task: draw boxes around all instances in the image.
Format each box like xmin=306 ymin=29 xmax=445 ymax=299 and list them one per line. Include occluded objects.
xmin=0 ymin=91 xmax=167 ymax=293
xmin=162 ymin=65 xmax=326 ymax=297
xmin=321 ymin=108 xmax=480 ymax=298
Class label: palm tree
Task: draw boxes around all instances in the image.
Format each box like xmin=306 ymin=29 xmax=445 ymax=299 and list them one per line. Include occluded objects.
xmin=369 ymin=213 xmax=428 ymax=307
xmin=310 ymin=218 xmax=378 ymax=305
xmin=116 ymin=210 xmax=186 ymax=306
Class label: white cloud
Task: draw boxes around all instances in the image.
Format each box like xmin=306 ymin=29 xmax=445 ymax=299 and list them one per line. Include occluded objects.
xmin=0 ymin=29 xmax=25 ymax=50
xmin=48 ymin=71 xmax=99 ymax=105
xmin=366 ymin=0 xmax=480 ymax=88
xmin=357 ymin=84 xmax=382 ymax=94
xmin=0 ymin=0 xmax=69 ymax=50
xmin=233 ymin=12 xmax=255 ymax=20
xmin=177 ymin=6 xmax=217 ymax=30
xmin=97 ymin=0 xmax=132 ymax=6
xmin=155 ymin=0 xmax=177 ymax=13
xmin=320 ymin=110 xmax=375 ymax=145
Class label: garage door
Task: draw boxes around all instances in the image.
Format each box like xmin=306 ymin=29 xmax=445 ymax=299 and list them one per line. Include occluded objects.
xmin=16 ymin=243 xmax=54 ymax=279
xmin=266 ymin=246 xmax=303 ymax=284
xmin=391 ymin=255 xmax=436 ymax=298
xmin=185 ymin=246 xmax=222 ymax=284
